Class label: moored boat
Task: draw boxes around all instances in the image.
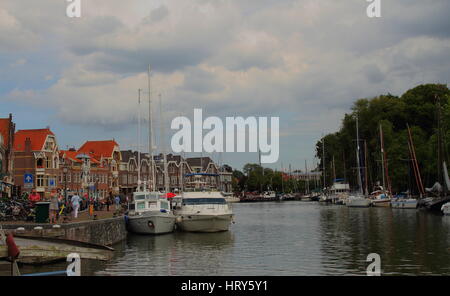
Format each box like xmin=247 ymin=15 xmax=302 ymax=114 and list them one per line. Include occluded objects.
xmin=126 ymin=191 xmax=176 ymax=234
xmin=391 ymin=197 xmax=418 ymax=209
xmin=346 ymin=195 xmax=371 ymax=208
xmin=442 ymin=202 xmax=450 ymax=215
xmin=174 ymin=191 xmax=234 ymax=233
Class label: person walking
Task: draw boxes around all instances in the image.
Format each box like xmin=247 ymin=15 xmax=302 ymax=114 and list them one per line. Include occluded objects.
xmin=71 ymin=192 xmax=81 ymax=219
xmin=114 ymin=195 xmax=121 ymax=213
xmin=107 ymin=191 xmax=113 ymax=212
xmin=28 ymin=189 xmax=41 ymax=206
xmin=49 ymin=189 xmax=59 ymax=224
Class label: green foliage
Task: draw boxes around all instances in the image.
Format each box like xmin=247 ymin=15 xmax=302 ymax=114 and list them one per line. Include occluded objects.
xmin=232 ymin=164 xmax=308 ymax=193
xmin=315 ymin=84 xmax=450 ymax=194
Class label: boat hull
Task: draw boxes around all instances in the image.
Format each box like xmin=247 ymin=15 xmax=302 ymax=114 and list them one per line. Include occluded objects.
xmin=391 ymin=199 xmax=418 ymax=209
xmin=346 ymin=198 xmax=371 ymax=208
xmin=127 ymin=212 xmax=176 ymax=234
xmin=177 ymin=214 xmax=233 ymax=233
xmin=372 ymin=199 xmax=391 ymax=207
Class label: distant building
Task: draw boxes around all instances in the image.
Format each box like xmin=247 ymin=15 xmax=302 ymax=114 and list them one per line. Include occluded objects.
xmin=77 ymin=140 xmax=122 ymax=195
xmin=291 ymin=170 xmax=322 ymax=182
xmin=0 ymin=114 xmax=15 ymax=197
xmin=59 ymin=149 xmax=110 ymax=199
xmin=119 ymin=150 xmax=151 ymax=196
xmin=184 ymin=157 xmax=220 ymax=191
xmin=13 ymin=128 xmax=59 ymax=198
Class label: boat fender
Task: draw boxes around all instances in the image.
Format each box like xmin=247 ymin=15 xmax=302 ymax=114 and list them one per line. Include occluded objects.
xmin=176 ymin=216 xmax=183 ymax=223
xmin=160 ymin=209 xmax=167 ymax=213
xmin=148 ymin=221 xmax=154 ymax=228
xmin=6 ymin=233 xmax=20 ymax=259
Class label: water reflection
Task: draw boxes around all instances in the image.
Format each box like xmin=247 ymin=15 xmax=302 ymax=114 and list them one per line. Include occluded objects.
xmin=95 ymin=231 xmax=235 ymax=276
xmin=3 ymin=202 xmax=449 ymax=276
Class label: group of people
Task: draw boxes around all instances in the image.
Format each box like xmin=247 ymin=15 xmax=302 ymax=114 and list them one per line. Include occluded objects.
xmin=27 ymin=189 xmax=124 ymax=223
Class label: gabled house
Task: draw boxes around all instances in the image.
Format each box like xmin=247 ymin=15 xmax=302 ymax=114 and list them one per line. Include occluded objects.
xmin=59 ymin=149 xmax=110 ymax=199
xmin=184 ymin=157 xmax=220 ymax=191
xmin=77 ymin=140 xmax=121 ymax=194
xmin=13 ymin=128 xmax=59 ymax=198
xmin=119 ymin=150 xmax=152 ymax=195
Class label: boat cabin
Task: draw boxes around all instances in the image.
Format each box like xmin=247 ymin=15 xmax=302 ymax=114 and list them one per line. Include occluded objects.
xmin=128 ymin=192 xmax=171 ymax=214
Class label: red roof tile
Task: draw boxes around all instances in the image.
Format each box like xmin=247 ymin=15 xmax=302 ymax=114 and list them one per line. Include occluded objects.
xmin=77 ymin=140 xmax=119 ymax=161
xmin=14 ymin=129 xmax=54 ymax=152
xmin=60 ymin=150 xmax=101 ymax=164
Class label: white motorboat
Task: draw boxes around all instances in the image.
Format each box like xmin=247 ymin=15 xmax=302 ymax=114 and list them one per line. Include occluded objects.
xmin=391 ymin=197 xmax=418 ymax=209
xmin=346 ymin=195 xmax=372 ymax=208
xmin=174 ymin=191 xmax=234 ymax=232
xmin=126 ymin=191 xmax=176 ymax=234
xmin=441 ymin=202 xmax=450 ymax=215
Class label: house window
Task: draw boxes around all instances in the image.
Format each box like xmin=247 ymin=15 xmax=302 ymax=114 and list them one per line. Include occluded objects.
xmin=36 ymin=158 xmax=44 ymax=168
xmin=46 ymin=158 xmax=52 ymax=169
xmin=36 ymin=175 xmax=44 ymax=187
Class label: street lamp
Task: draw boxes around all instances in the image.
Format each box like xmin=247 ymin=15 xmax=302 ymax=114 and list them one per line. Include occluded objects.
xmin=63 ymin=166 xmax=68 ymax=205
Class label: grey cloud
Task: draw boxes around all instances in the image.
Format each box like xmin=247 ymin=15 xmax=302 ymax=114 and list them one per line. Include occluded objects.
xmin=143 ymin=5 xmax=169 ymax=24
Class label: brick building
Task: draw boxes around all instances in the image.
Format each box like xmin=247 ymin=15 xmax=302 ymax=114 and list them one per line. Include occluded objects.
xmin=184 ymin=157 xmax=221 ymax=191
xmin=59 ymin=149 xmax=111 ymax=199
xmin=13 ymin=128 xmax=60 ymax=198
xmin=119 ymin=150 xmax=151 ymax=196
xmin=0 ymin=114 xmax=15 ymax=197
xmin=77 ymin=140 xmax=122 ymax=195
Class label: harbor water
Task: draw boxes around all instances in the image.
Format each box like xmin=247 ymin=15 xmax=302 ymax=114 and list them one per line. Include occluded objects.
xmin=7 ymin=201 xmax=450 ymax=276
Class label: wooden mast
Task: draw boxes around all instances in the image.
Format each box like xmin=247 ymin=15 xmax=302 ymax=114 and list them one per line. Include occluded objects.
xmin=407 ymin=124 xmax=425 ymax=197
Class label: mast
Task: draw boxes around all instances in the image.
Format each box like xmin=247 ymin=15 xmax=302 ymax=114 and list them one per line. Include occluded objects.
xmin=356 ymin=115 xmax=363 ymax=195
xmin=305 ymin=160 xmax=309 ymax=194
xmin=137 ymin=89 xmax=141 ymax=192
xmin=364 ymin=140 xmax=369 ymax=196
xmin=333 ymin=155 xmax=336 ymax=182
xmin=147 ymin=65 xmax=156 ymax=191
xmin=407 ymin=124 xmax=425 ymax=197
xmin=380 ymin=123 xmax=392 ymax=196
xmin=159 ymin=94 xmax=169 ymax=194
xmin=322 ymin=136 xmax=326 ymax=191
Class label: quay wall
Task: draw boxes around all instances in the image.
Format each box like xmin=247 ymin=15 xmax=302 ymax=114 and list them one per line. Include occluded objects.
xmin=0 ymin=217 xmax=127 ymax=246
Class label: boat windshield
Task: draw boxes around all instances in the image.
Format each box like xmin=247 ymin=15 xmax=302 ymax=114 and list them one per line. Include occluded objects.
xmin=182 ymin=198 xmax=227 ymax=205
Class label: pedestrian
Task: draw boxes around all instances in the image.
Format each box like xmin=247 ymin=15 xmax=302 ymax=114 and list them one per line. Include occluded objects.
xmin=107 ymin=191 xmax=113 ymax=212
xmin=71 ymin=192 xmax=81 ymax=219
xmin=49 ymin=189 xmax=59 ymax=224
xmin=28 ymin=189 xmax=41 ymax=206
xmin=114 ymin=195 xmax=121 ymax=212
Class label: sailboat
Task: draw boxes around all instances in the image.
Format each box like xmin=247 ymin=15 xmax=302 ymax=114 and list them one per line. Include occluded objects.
xmin=371 ymin=123 xmax=392 ymax=207
xmin=126 ymin=67 xmax=176 ymax=234
xmin=391 ymin=124 xmax=420 ymax=209
xmin=422 ymin=95 xmax=450 ymax=212
xmin=347 ymin=115 xmax=371 ymax=208
xmin=319 ymin=136 xmax=332 ymax=203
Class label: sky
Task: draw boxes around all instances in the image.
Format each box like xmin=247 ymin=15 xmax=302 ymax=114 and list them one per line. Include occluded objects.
xmin=1 ymin=0 xmax=450 ymax=171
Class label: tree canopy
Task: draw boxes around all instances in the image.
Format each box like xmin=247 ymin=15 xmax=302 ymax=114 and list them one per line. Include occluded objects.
xmin=315 ymin=84 xmax=450 ymax=194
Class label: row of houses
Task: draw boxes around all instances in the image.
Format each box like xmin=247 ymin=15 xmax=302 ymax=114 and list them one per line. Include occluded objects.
xmin=0 ymin=114 xmax=233 ymax=199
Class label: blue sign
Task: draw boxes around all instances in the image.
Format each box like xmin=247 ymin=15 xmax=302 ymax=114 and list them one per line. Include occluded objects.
xmin=24 ymin=174 xmax=33 ymax=188
xmin=49 ymin=178 xmax=56 ymax=187
xmin=24 ymin=174 xmax=33 ymax=184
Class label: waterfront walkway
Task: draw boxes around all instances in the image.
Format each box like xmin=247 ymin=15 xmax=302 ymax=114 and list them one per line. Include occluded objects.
xmin=0 ymin=208 xmax=123 ymax=226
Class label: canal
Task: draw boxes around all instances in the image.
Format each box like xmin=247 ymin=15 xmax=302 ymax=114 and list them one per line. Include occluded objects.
xmin=8 ymin=201 xmax=450 ymax=276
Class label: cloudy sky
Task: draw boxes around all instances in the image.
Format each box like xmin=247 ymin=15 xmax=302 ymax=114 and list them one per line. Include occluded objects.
xmin=1 ymin=0 xmax=450 ymax=171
